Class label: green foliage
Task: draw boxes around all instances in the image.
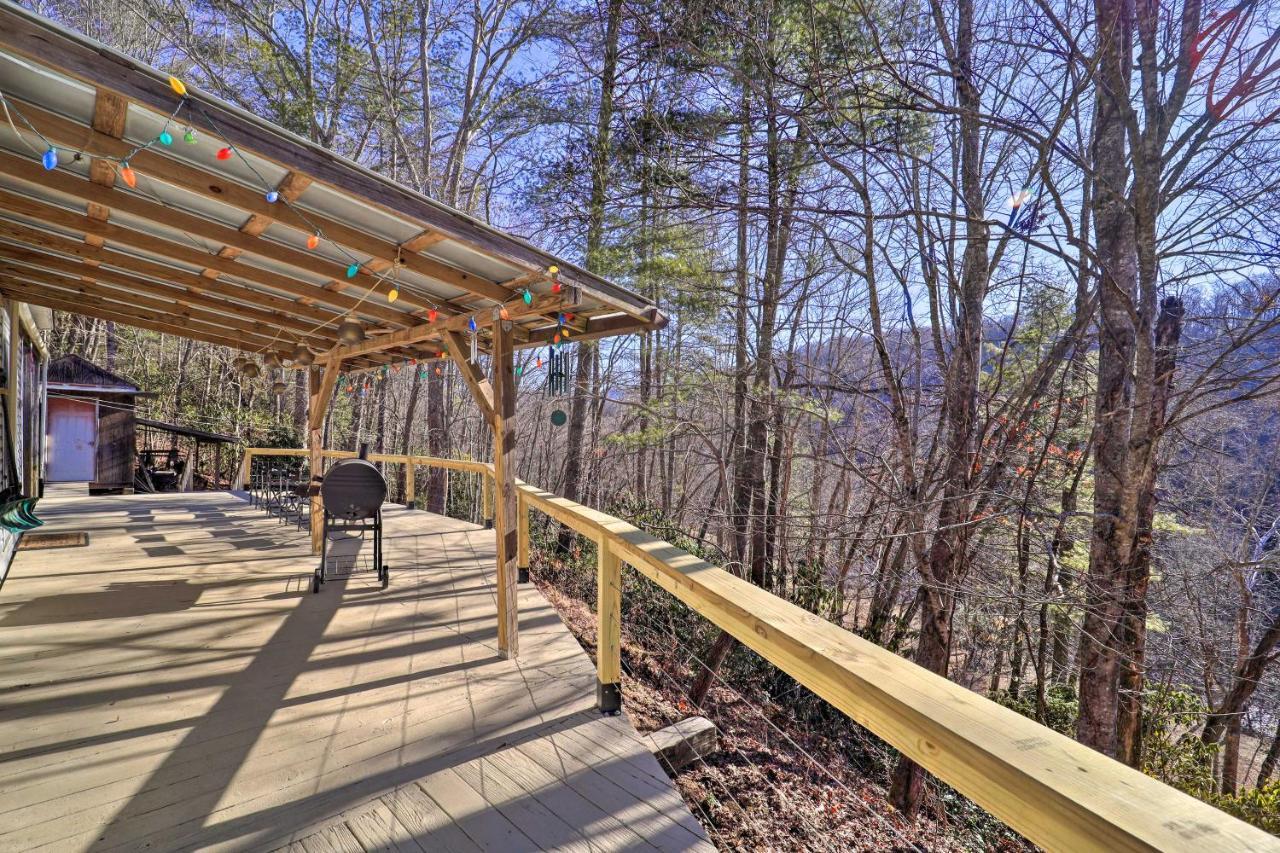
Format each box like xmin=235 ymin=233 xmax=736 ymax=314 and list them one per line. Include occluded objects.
xmin=1141 ymin=688 xmax=1219 ymax=797
xmin=1208 ymin=780 xmax=1280 ymax=835
xmin=991 ymin=684 xmax=1079 ymax=735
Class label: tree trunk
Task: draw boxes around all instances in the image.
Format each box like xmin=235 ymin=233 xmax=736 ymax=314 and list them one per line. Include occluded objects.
xmin=561 ymin=0 xmax=622 ymax=530
xmin=1257 ymin=718 xmax=1280 ymax=786
xmin=890 ymin=0 xmax=990 ymax=813
xmin=1076 ymin=0 xmax=1137 ymax=758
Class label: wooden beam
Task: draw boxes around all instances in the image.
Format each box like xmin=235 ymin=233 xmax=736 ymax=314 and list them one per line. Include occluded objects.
xmin=0 ymin=264 xmax=327 ymax=348
xmin=1 ymin=287 xmax=268 ymax=352
xmin=319 ymin=292 xmax=572 ymax=364
xmin=489 ymin=310 xmax=518 ymax=658
xmin=0 ymin=227 xmax=352 ymax=333
xmin=0 ymin=184 xmax=410 ymax=327
xmin=0 ymin=153 xmax=471 ymax=321
xmin=443 ymin=330 xmax=495 ymax=424
xmin=309 ymin=361 xmax=340 ymax=555
xmin=0 ymin=246 xmax=340 ymax=344
xmin=2 ymin=97 xmax=516 ymax=305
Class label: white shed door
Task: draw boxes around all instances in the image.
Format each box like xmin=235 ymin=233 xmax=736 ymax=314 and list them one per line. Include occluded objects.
xmin=47 ymin=398 xmax=96 ymax=482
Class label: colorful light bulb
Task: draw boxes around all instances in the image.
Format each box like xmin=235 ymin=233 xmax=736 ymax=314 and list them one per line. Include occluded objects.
xmin=552 ymin=281 xmax=562 ymax=294
xmin=41 ymin=148 xmax=57 ymax=170
xmin=468 ymin=316 xmax=477 ymax=332
xmin=216 ymin=146 xmax=233 ymax=160
xmin=523 ymin=289 xmax=532 ymax=305
xmin=346 ymin=263 xmax=359 ymax=278
xmin=500 ymin=307 xmax=510 ymax=320
xmin=158 ymin=131 xmax=173 ymax=145
xmin=119 ymin=162 xmax=137 ymax=188
xmin=184 ymin=128 xmax=197 ymax=144
xmin=307 ymin=234 xmax=320 ymax=250
xmin=168 ymin=76 xmax=188 ymax=97
xmin=388 ymin=287 xmax=399 ymax=303
xmin=265 ymin=190 xmax=279 ymax=203
xmin=427 ymin=308 xmax=438 ymax=322
xmin=515 ymin=365 xmax=523 ymax=377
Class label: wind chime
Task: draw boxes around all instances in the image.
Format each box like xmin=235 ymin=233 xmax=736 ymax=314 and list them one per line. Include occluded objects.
xmin=546 ymin=341 xmax=572 ymax=427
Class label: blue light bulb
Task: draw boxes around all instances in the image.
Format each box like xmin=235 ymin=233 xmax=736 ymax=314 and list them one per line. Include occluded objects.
xmin=41 ymin=148 xmax=57 ymax=170
xmin=265 ymin=190 xmax=279 ymax=203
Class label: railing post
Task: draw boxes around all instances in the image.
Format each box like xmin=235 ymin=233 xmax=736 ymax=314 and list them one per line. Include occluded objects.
xmin=597 ymin=536 xmax=622 ymax=715
xmin=404 ymin=459 xmax=416 ymax=508
xmin=517 ymin=492 xmax=530 ymax=583
xmin=233 ymin=449 xmax=252 ymax=491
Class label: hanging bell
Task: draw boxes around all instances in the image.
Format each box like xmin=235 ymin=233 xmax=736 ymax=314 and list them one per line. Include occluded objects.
xmin=271 ymin=380 xmax=287 ymax=395
xmin=292 ymin=344 xmax=315 ymax=366
xmin=240 ymin=361 xmax=261 ymax=379
xmin=337 ymin=320 xmax=366 ymax=344
xmin=262 ymin=352 xmax=281 ymax=368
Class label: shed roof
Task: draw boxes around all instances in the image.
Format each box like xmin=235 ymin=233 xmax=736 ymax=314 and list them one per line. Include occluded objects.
xmin=0 ymin=3 xmax=662 ymax=371
xmin=136 ymin=418 xmax=235 ymax=444
xmin=47 ymin=353 xmax=141 ymax=393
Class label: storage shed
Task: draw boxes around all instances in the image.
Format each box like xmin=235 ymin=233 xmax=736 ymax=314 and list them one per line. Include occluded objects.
xmin=45 ymin=354 xmax=149 ymax=492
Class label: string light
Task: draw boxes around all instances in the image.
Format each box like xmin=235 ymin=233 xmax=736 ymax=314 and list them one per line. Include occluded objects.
xmin=119 ymin=162 xmax=137 ymax=188
xmin=499 ymin=307 xmax=510 ymax=320
xmin=216 ymin=146 xmax=233 ymax=160
xmin=427 ymin=308 xmax=438 ymax=322
xmin=468 ymin=316 xmax=477 ymax=332
xmin=184 ymin=128 xmax=197 ymax=144
xmin=265 ymin=190 xmax=279 ymax=203
xmin=346 ymin=263 xmax=360 ymax=278
xmin=523 ymin=289 xmax=532 ymax=305
xmin=388 ymin=287 xmax=399 ymax=302
xmin=158 ymin=131 xmax=172 ymax=145
xmin=307 ymin=234 xmax=320 ymax=250
xmin=168 ymin=76 xmax=188 ymax=97
xmin=41 ymin=148 xmax=56 ymax=170
xmin=515 ymin=365 xmax=523 ymax=377
xmin=552 ymin=281 xmax=562 ymax=294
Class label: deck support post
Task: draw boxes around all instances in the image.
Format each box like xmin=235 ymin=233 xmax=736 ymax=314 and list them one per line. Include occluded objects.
xmin=488 ymin=311 xmax=519 ymax=658
xmin=597 ymin=537 xmax=622 ymax=714
xmin=517 ymin=492 xmax=530 ymax=583
xmin=404 ymin=460 xmax=415 ymax=507
xmin=308 ymin=360 xmax=339 ymax=555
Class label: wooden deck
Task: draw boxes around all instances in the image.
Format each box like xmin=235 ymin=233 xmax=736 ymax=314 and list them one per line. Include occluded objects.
xmin=0 ymin=490 xmax=713 ymax=852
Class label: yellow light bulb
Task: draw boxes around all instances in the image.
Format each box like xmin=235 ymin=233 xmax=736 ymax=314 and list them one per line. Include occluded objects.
xmin=168 ymin=76 xmax=187 ymax=97
xmin=388 ymin=287 xmax=399 ymax=303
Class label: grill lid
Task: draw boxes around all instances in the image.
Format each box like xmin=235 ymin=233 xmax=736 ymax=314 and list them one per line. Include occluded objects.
xmin=320 ymin=459 xmax=387 ymax=520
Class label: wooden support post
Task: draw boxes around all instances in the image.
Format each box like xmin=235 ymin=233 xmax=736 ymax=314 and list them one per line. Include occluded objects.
xmin=404 ymin=460 xmax=415 ymax=508
xmin=482 ymin=475 xmax=493 ymax=528
xmin=597 ymin=537 xmax=622 ymax=714
xmin=489 ymin=312 xmax=519 ymax=659
xmin=517 ymin=492 xmax=530 ymax=583
xmin=308 ymin=361 xmax=339 ymax=555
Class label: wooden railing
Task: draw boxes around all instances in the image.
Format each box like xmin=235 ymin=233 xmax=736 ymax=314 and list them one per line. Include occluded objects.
xmin=234 ymin=448 xmax=1277 ymax=852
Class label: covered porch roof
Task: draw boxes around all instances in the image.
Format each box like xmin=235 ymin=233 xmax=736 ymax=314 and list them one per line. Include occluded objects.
xmin=0 ymin=2 xmax=663 ymax=372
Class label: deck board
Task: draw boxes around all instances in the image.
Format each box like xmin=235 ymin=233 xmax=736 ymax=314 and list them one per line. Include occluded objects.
xmin=0 ymin=491 xmax=712 ymax=852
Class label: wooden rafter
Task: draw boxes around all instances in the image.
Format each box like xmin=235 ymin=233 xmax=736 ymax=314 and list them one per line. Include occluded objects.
xmin=0 ymin=185 xmax=409 ymax=326
xmin=0 ymin=264 xmax=328 ymax=347
xmin=0 ymin=244 xmax=342 ymax=341
xmin=4 ymin=97 xmax=521 ymax=306
xmin=319 ymin=291 xmax=574 ymax=364
xmin=443 ymin=330 xmax=495 ymax=423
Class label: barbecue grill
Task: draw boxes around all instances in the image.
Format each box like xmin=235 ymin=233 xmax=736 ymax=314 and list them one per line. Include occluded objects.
xmin=314 ymin=454 xmax=389 ymax=593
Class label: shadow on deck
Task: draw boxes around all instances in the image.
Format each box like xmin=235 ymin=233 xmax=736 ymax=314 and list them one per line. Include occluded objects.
xmin=0 ymin=491 xmax=712 ymax=852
